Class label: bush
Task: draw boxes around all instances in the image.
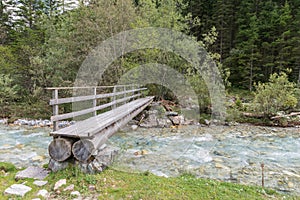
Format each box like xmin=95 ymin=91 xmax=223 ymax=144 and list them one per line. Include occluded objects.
xmin=253 ymin=72 xmax=297 ymax=116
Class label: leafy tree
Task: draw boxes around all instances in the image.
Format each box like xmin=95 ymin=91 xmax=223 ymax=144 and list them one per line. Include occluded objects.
xmin=253 ymin=72 xmax=297 ymax=116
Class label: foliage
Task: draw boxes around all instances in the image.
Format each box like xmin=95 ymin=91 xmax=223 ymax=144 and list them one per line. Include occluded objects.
xmin=1 ymin=0 xmax=300 ymax=120
xmin=253 ymin=72 xmax=297 ymax=116
xmin=0 ymin=74 xmax=18 ymax=105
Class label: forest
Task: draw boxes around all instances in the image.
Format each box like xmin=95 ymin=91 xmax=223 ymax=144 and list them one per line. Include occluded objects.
xmin=0 ymin=0 xmax=300 ymax=122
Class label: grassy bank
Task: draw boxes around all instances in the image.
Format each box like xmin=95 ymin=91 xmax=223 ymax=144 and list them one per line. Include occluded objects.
xmin=0 ymin=162 xmax=298 ymax=200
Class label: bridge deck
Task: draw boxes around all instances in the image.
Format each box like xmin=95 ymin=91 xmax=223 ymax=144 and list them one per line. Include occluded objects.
xmin=50 ymin=96 xmax=154 ymax=139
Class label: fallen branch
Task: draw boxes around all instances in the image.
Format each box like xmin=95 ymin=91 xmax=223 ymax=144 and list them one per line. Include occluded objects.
xmin=271 ymin=112 xmax=300 ymax=120
xmin=242 ymin=112 xmax=265 ymax=118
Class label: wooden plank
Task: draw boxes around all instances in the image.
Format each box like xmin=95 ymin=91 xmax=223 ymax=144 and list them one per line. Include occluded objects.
xmin=50 ymin=97 xmax=154 ymax=138
xmin=51 ymin=93 xmax=142 ymax=122
xmin=49 ymin=88 xmax=147 ymax=105
xmin=72 ymin=97 xmax=153 ymax=162
xmin=51 ymin=97 xmax=151 ymax=137
xmin=84 ymin=98 xmax=150 ymax=137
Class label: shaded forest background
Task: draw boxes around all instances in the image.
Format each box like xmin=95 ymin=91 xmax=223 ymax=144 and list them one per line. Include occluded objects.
xmin=0 ymin=0 xmax=299 ymax=120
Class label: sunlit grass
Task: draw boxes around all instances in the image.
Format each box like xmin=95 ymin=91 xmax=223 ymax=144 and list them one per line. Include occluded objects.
xmin=0 ymin=162 xmax=298 ymax=200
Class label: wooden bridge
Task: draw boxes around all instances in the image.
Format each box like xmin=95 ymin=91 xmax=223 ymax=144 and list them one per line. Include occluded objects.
xmin=47 ymin=85 xmax=154 ymax=163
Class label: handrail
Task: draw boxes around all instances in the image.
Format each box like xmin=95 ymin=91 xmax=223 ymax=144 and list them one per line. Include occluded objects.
xmin=51 ymin=94 xmax=141 ymax=122
xmin=47 ymin=84 xmax=146 ymax=131
xmin=49 ymin=88 xmax=147 ymax=105
xmin=46 ymin=84 xmax=139 ymax=90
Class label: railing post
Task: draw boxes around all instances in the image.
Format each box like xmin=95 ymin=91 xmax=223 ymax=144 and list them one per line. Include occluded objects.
xmin=53 ymin=89 xmax=59 ymax=131
xmin=123 ymin=85 xmax=126 ymax=104
xmin=112 ymin=86 xmax=117 ymax=110
xmin=132 ymin=85 xmax=135 ymax=99
xmin=93 ymin=87 xmax=97 ymax=116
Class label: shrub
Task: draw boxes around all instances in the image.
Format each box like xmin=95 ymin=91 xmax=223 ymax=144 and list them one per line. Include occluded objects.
xmin=253 ymin=72 xmax=297 ymax=116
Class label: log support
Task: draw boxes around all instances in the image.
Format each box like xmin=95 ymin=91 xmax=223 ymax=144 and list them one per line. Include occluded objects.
xmin=48 ymin=137 xmax=76 ymax=162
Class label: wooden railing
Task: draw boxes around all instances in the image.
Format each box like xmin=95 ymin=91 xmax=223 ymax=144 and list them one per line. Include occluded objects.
xmin=46 ymin=85 xmax=146 ymax=131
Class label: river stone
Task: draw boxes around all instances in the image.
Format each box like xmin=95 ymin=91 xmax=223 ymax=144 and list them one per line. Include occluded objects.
xmin=63 ymin=184 xmax=74 ymax=191
xmin=71 ymin=191 xmax=81 ymax=196
xmin=15 ymin=166 xmax=49 ymax=180
xmin=288 ymin=182 xmax=294 ymax=188
xmin=215 ymin=163 xmax=230 ymax=170
xmin=168 ymin=115 xmax=184 ymax=125
xmin=33 ymin=180 xmax=48 ymax=187
xmin=131 ymin=125 xmax=138 ymax=131
xmin=283 ymin=170 xmax=300 ymax=178
xmin=54 ymin=179 xmax=66 ymax=190
xmin=95 ymin=146 xmax=119 ymax=167
xmin=4 ymin=184 xmax=32 ymax=197
xmin=37 ymin=189 xmax=48 ymax=197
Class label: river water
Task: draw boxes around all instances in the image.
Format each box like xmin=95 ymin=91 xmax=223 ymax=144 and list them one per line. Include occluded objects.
xmin=0 ymin=124 xmax=299 ymax=194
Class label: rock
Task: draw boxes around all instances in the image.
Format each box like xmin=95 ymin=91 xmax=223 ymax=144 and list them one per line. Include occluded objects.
xmin=15 ymin=144 xmax=24 ymax=149
xmin=134 ymin=150 xmax=148 ymax=156
xmin=165 ymin=111 xmax=178 ymax=116
xmin=48 ymin=158 xmax=70 ymax=172
xmin=15 ymin=166 xmax=49 ymax=180
xmin=89 ymin=185 xmax=96 ymax=191
xmin=288 ymin=182 xmax=294 ymax=188
xmin=283 ymin=170 xmax=300 ymax=178
xmin=33 ymin=180 xmax=48 ymax=187
xmin=71 ymin=191 xmax=81 ymax=196
xmin=204 ymin=119 xmax=210 ymax=126
xmin=54 ymin=179 xmax=66 ymax=190
xmin=32 ymin=155 xmax=44 ymax=162
xmin=4 ymin=184 xmax=32 ymax=197
xmin=131 ymin=125 xmax=138 ymax=131
xmin=63 ymin=184 xmax=74 ymax=191
xmin=78 ymin=146 xmax=119 ymax=174
xmin=213 ymin=158 xmax=223 ymax=163
xmin=95 ymin=146 xmax=119 ymax=168
xmin=213 ymin=150 xmax=230 ymax=157
xmin=140 ymin=113 xmax=158 ymax=128
xmin=215 ymin=163 xmax=230 ymax=170
xmin=157 ymin=118 xmax=172 ymax=127
xmin=37 ymin=189 xmax=48 ymax=198
xmin=168 ymin=115 xmax=184 ymax=125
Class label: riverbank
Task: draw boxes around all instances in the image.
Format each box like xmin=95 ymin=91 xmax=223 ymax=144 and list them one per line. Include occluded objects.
xmin=0 ymin=162 xmax=298 ymax=200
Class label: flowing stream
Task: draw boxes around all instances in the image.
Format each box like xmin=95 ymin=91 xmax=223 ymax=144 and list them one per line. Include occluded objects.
xmin=0 ymin=124 xmax=299 ymax=195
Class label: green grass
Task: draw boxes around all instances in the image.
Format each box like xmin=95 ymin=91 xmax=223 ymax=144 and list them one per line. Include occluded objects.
xmin=0 ymin=162 xmax=299 ymax=200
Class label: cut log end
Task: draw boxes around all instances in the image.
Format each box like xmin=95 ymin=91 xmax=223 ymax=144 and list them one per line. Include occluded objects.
xmin=72 ymin=139 xmax=95 ymax=163
xmin=48 ymin=138 xmax=74 ymax=162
